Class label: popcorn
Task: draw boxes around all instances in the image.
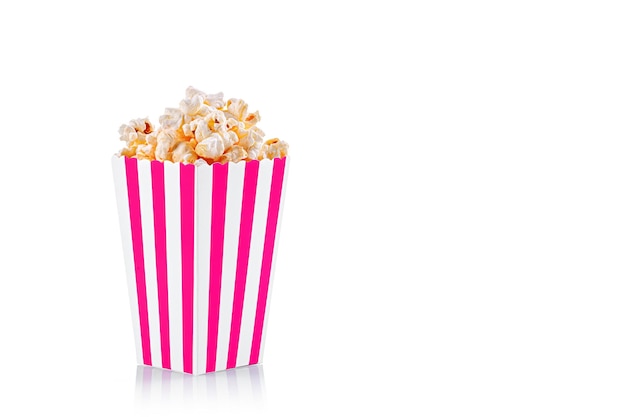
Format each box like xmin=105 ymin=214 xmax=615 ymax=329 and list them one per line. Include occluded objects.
xmin=220 ymin=145 xmax=248 ymax=164
xmin=244 ymin=111 xmax=261 ymax=127
xmin=119 ymin=117 xmax=153 ymax=145
xmin=182 ymin=122 xmax=194 ymax=138
xmin=238 ymin=126 xmax=263 ymax=149
xmin=136 ymin=143 xmax=155 ymax=160
xmin=261 ymin=138 xmax=289 ymax=159
xmin=226 ymin=98 xmax=248 ymax=120
xmin=128 ymin=118 xmax=153 ymax=135
xmin=180 ymin=94 xmax=204 ymax=116
xmin=146 ymin=133 xmax=157 ymax=146
xmin=185 ymin=86 xmax=225 ymax=109
xmin=155 ymin=129 xmax=177 ymax=161
xmin=171 ymin=142 xmax=197 ymax=164
xmin=195 ymin=133 xmax=225 ymax=160
xmin=222 ymin=130 xmax=238 ymax=149
xmin=246 ymin=142 xmax=262 ymax=160
xmin=159 ymin=108 xmax=183 ymax=131
xmin=193 ymin=120 xmax=211 ymax=141
xmin=118 ymin=87 xmax=288 ymax=164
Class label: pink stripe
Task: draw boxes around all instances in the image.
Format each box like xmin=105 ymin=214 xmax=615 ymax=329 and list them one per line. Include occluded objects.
xmin=151 ymin=161 xmax=170 ymax=369
xmin=125 ymin=157 xmax=152 ymax=366
xmin=207 ymin=163 xmax=229 ymax=372
xmin=180 ymin=164 xmax=195 ymax=374
xmin=250 ymin=157 xmax=287 ymax=365
xmin=227 ymin=160 xmax=260 ymax=368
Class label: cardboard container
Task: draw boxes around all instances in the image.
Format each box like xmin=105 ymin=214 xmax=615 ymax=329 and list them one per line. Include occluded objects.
xmin=112 ymin=156 xmax=289 ymax=374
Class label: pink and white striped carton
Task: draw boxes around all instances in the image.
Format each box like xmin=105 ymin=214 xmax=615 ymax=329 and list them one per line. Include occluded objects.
xmin=112 ymin=156 xmax=289 ymax=374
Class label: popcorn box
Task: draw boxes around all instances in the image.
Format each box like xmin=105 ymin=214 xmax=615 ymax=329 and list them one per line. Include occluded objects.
xmin=112 ymin=156 xmax=289 ymax=374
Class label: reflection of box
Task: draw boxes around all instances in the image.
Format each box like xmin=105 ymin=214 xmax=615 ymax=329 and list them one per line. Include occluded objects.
xmin=135 ymin=365 xmax=266 ymax=408
xmin=112 ymin=156 xmax=289 ymax=374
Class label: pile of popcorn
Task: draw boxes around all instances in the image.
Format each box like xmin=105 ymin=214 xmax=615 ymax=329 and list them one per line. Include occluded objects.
xmin=117 ymin=87 xmax=288 ymax=165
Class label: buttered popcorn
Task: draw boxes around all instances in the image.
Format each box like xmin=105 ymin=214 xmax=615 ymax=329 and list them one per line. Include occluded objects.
xmin=117 ymin=87 xmax=288 ymax=164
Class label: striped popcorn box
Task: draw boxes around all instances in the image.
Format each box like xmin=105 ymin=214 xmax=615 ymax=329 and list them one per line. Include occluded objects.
xmin=112 ymin=156 xmax=289 ymax=374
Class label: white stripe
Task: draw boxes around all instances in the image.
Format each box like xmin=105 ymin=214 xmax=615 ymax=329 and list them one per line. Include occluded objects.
xmin=195 ymin=164 xmax=213 ymax=374
xmin=236 ymin=159 xmax=273 ymax=367
xmin=137 ymin=160 xmax=161 ymax=369
xmin=259 ymin=157 xmax=290 ymax=362
xmin=164 ymin=161 xmax=183 ymax=373
xmin=111 ymin=156 xmax=142 ymax=365
xmin=215 ymin=162 xmax=246 ymax=371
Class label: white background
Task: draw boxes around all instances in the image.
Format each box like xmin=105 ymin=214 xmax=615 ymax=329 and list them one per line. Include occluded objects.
xmin=0 ymin=1 xmax=625 ymax=416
